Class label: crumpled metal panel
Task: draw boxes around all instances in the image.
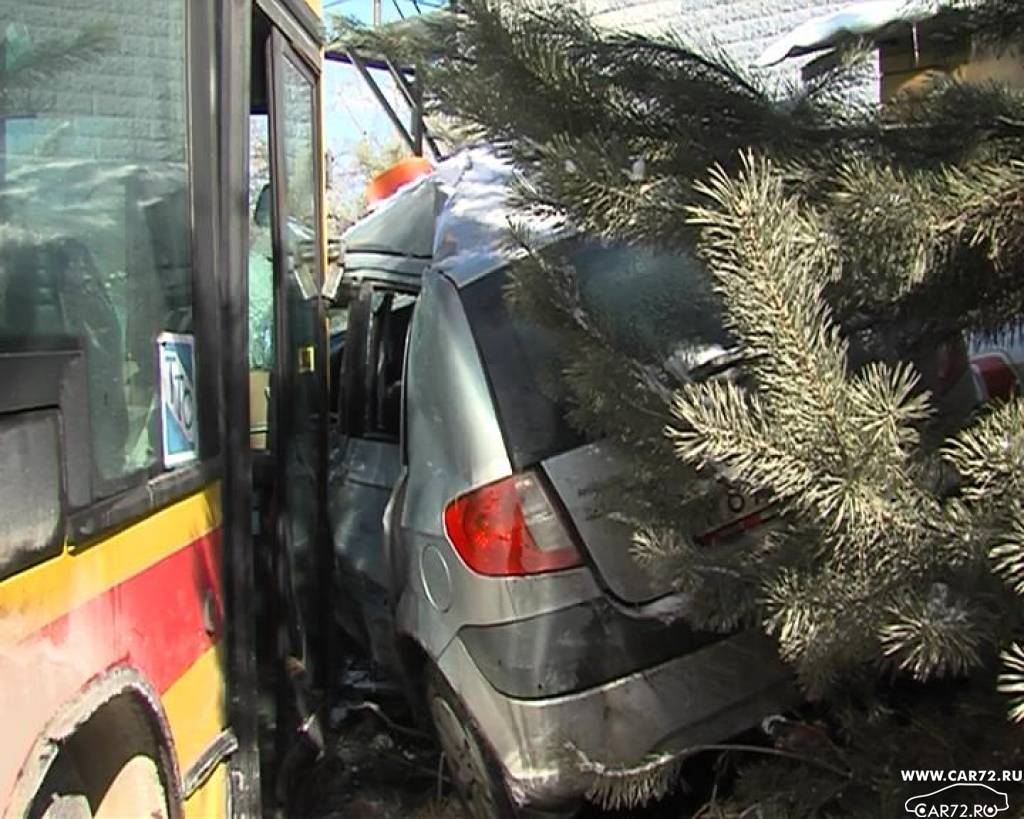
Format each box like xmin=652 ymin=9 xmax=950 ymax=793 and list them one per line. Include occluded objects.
xmin=340 ymin=147 xmax=568 ymax=292
xmin=341 ymin=173 xmax=440 ymax=259
xmin=437 ymin=627 xmax=796 ymax=809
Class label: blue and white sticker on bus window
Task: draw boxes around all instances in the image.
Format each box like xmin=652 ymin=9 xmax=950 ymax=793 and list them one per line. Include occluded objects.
xmin=157 ymin=332 xmax=198 ymax=468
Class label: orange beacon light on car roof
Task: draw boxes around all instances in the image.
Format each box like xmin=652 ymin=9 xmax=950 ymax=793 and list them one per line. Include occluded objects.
xmin=365 ymin=156 xmax=434 ymax=207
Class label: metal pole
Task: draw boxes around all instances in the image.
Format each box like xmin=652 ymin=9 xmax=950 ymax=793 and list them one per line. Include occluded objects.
xmin=373 ymin=0 xmax=382 ymax=25
xmin=411 ymin=77 xmax=424 ymax=158
xmin=347 ymin=50 xmax=419 ymax=154
xmin=218 ymin=2 xmax=261 ymax=814
xmin=383 ymin=60 xmax=442 ymax=161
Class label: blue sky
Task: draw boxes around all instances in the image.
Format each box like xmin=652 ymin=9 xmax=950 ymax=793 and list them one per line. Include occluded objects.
xmin=324 ymin=61 xmax=407 ymax=158
xmin=322 ymin=0 xmax=446 ymax=26
xmin=321 ymin=2 xmax=447 ymax=208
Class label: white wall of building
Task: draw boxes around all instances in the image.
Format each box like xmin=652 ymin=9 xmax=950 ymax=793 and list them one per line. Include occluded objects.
xmin=573 ymin=0 xmax=875 ymax=89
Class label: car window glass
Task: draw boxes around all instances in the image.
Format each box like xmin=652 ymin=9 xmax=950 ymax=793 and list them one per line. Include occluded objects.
xmin=367 ymin=294 xmax=415 ymax=441
xmin=573 ymin=241 xmax=732 ymax=365
xmin=461 ymin=239 xmax=731 ymax=468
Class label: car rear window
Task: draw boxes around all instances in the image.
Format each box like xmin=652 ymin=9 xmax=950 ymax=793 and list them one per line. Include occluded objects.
xmin=460 ymin=239 xmax=732 ymax=470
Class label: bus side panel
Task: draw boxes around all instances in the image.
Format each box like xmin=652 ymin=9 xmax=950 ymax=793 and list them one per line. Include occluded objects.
xmin=185 ymin=762 xmax=229 ymax=819
xmin=163 ymin=644 xmax=229 ymax=818
xmin=0 ymin=484 xmax=225 ymax=812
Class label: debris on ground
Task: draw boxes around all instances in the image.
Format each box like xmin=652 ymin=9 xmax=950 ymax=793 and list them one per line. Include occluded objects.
xmin=288 ymin=653 xmax=464 ymax=819
xmin=291 ymin=709 xmax=465 ymax=818
xmin=284 ymin=645 xmax=745 ymax=818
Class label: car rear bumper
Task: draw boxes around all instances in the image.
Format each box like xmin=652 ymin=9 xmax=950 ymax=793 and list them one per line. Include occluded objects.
xmin=457 ymin=596 xmax=725 ymax=699
xmin=435 ymin=627 xmax=798 ymax=810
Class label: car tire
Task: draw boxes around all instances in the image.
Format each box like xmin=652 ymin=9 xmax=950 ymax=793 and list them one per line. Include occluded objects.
xmin=425 ymin=664 xmax=519 ymax=819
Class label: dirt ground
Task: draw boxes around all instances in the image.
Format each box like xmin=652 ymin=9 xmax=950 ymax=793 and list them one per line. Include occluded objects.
xmin=291 ymin=716 xmax=709 ymax=819
xmin=289 ymin=699 xmax=463 ymax=819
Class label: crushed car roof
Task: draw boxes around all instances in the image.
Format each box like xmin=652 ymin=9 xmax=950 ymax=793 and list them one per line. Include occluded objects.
xmin=340 ymin=147 xmax=565 ymax=289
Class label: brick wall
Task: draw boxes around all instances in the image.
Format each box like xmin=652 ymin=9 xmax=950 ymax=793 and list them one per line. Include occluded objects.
xmin=7 ymin=0 xmax=187 ymax=165
xmin=3 ymin=0 xmax=190 ymax=268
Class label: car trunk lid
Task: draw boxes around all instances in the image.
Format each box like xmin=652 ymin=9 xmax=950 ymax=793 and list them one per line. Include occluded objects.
xmin=542 ymin=439 xmax=775 ymax=605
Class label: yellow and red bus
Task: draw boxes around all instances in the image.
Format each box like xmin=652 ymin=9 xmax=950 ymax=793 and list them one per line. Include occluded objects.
xmin=0 ymin=1 xmax=330 ymax=817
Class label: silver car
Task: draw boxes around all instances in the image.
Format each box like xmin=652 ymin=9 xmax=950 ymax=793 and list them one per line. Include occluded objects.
xmin=326 ymin=150 xmax=976 ymax=817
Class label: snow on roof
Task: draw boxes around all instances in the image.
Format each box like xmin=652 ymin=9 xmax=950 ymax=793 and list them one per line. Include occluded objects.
xmin=756 ymin=0 xmax=942 ymax=67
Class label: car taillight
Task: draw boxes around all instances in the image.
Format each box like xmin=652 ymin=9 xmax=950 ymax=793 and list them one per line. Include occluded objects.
xmin=972 ymin=353 xmax=1020 ymax=402
xmin=936 ymin=336 xmax=969 ymax=394
xmin=443 ymin=472 xmax=583 ymax=576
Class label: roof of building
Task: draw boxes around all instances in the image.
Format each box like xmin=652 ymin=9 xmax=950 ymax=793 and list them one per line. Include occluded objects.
xmin=756 ymin=0 xmax=941 ymax=66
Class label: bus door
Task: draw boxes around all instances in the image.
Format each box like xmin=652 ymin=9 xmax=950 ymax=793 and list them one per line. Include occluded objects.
xmin=243 ymin=1 xmax=329 ymax=804
xmin=267 ymin=19 xmax=328 ymax=691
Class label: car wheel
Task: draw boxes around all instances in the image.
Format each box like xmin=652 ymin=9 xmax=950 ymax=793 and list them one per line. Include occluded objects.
xmin=426 ymin=665 xmax=517 ymax=819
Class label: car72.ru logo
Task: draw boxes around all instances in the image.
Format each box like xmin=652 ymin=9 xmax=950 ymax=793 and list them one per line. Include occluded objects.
xmin=905 ymin=783 xmax=1010 ymax=817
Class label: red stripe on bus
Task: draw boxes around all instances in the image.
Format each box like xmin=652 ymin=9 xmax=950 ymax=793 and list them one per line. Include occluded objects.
xmin=36 ymin=528 xmax=223 ymax=695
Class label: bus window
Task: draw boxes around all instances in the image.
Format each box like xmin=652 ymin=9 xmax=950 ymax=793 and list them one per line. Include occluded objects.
xmin=250 ymin=116 xmax=274 ymax=450
xmin=0 ymin=0 xmax=193 ymax=490
xmin=281 ymin=56 xmax=320 ymax=301
xmin=249 ymin=115 xmax=273 ymax=368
